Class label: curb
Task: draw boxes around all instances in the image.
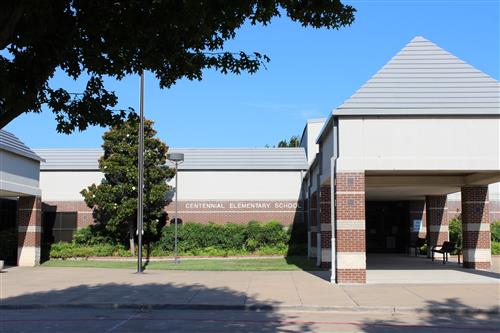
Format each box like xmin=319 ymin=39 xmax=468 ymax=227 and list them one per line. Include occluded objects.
xmin=1 ymin=303 xmax=498 ymax=315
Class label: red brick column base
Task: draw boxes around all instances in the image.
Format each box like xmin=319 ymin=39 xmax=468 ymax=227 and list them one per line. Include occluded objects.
xmin=461 ymin=186 xmax=491 ymax=270
xmin=337 ymin=269 xmax=366 ymax=283
xmin=426 ymin=195 xmax=449 ymax=255
xmin=335 ymin=172 xmax=366 ymax=283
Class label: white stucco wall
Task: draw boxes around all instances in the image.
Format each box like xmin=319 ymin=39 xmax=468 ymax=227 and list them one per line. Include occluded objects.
xmin=305 ymin=121 xmax=325 ymax=165
xmin=39 ymin=169 xmax=304 ymax=202
xmin=0 ymin=150 xmax=41 ymax=196
xmin=169 ymin=170 xmax=303 ymax=201
xmin=40 ymin=171 xmax=104 ymax=201
xmin=309 ymin=164 xmax=320 ymax=193
xmin=301 ymin=120 xmax=325 ymax=166
xmin=336 ymin=117 xmax=500 ymax=172
xmin=319 ymin=128 xmax=334 ymax=184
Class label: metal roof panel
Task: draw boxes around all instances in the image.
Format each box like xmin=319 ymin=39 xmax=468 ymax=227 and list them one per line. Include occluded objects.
xmin=335 ymin=36 xmax=500 ymax=116
xmin=35 ymin=148 xmax=309 ymax=171
xmin=0 ymin=130 xmax=44 ymax=162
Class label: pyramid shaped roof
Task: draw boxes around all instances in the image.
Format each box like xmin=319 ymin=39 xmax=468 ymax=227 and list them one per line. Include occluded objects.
xmin=335 ymin=36 xmax=500 ymax=116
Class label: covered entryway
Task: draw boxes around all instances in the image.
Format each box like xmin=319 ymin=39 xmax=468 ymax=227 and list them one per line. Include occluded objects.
xmin=308 ymin=36 xmax=500 ymax=284
xmin=366 ymin=201 xmax=410 ymax=254
xmin=363 ymin=171 xmax=499 ymax=283
xmin=0 ymin=130 xmax=44 ymax=266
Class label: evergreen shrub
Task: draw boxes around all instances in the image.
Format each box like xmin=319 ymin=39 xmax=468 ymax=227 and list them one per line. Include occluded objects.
xmin=157 ymin=221 xmax=290 ymax=254
xmin=491 ymin=220 xmax=500 ymax=242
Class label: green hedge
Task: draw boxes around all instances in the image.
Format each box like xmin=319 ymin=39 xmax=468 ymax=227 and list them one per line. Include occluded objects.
xmin=49 ymin=242 xmax=131 ymax=259
xmin=492 ymin=241 xmax=500 ymax=255
xmin=491 ymin=221 xmax=500 ymax=242
xmin=49 ymin=220 xmax=305 ymax=259
xmin=156 ymin=221 xmax=290 ymax=254
xmin=449 ymin=217 xmax=462 ymax=247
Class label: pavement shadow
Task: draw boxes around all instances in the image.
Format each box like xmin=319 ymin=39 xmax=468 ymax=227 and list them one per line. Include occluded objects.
xmin=358 ymin=298 xmax=500 ymax=333
xmin=1 ymin=281 xmax=314 ymax=332
xmin=284 ymin=256 xmax=330 ymax=282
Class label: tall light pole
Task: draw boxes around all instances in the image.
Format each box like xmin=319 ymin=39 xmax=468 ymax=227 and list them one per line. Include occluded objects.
xmin=167 ymin=153 xmax=184 ymax=263
xmin=137 ymin=70 xmax=145 ymax=273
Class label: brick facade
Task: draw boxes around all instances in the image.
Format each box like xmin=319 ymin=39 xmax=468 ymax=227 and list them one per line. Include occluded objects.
xmin=17 ymin=196 xmax=41 ymax=266
xmin=42 ymin=199 xmax=304 ymax=231
xmin=309 ymin=191 xmax=318 ymax=258
xmin=445 ymin=199 xmax=499 ymax=222
xmin=335 ymin=172 xmax=366 ymax=283
xmin=43 ymin=201 xmax=94 ymax=229
xmin=165 ymin=200 xmax=303 ymax=226
xmin=425 ymin=195 xmax=449 ymax=252
xmin=461 ymin=186 xmax=491 ymax=269
xmin=319 ymin=184 xmax=331 ymax=268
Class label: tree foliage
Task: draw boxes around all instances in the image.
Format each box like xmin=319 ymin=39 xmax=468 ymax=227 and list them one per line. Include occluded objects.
xmin=0 ymin=1 xmax=355 ymax=132
xmin=278 ymin=135 xmax=300 ymax=147
xmin=80 ymin=116 xmax=172 ymax=249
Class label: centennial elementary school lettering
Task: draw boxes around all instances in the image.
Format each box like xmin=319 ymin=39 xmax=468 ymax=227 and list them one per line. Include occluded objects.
xmin=184 ymin=201 xmax=301 ymax=210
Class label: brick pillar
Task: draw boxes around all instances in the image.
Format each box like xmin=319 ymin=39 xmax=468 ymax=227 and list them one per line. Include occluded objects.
xmin=319 ymin=184 xmax=331 ymax=268
xmin=17 ymin=196 xmax=42 ymax=266
xmin=425 ymin=195 xmax=449 ymax=254
xmin=309 ymin=191 xmax=318 ymax=258
xmin=335 ymin=172 xmax=366 ymax=283
xmin=461 ymin=186 xmax=491 ymax=269
xmin=409 ymin=200 xmax=427 ymax=243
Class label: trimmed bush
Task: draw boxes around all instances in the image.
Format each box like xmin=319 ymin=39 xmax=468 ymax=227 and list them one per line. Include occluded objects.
xmin=449 ymin=216 xmax=462 ymax=247
xmin=72 ymin=226 xmax=117 ymax=246
xmin=157 ymin=221 xmax=290 ymax=255
xmin=49 ymin=242 xmax=130 ymax=259
xmin=492 ymin=241 xmax=500 ymax=255
xmin=491 ymin=221 xmax=500 ymax=242
xmin=49 ymin=220 xmax=306 ymax=258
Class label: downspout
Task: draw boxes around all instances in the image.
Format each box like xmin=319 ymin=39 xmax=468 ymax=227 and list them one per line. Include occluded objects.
xmin=330 ymin=117 xmax=339 ymax=283
xmin=307 ymin=173 xmax=312 ymax=258
xmin=299 ymin=169 xmax=309 ymax=258
xmin=300 ymin=170 xmax=305 ymax=226
xmin=316 ymin=152 xmax=322 ymax=267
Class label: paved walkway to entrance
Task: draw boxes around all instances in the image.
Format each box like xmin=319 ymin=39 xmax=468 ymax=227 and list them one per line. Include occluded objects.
xmin=1 ymin=265 xmax=498 ymax=313
xmin=367 ymin=254 xmax=500 ymax=284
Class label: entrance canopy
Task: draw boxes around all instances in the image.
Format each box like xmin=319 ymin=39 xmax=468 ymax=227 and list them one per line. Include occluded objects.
xmin=365 ymin=171 xmax=500 ymax=201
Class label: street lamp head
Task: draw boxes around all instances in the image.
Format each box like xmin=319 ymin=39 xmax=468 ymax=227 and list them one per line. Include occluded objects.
xmin=167 ymin=153 xmax=184 ymax=162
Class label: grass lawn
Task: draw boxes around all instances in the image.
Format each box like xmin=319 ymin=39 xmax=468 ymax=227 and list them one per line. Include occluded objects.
xmin=41 ymin=256 xmax=323 ymax=271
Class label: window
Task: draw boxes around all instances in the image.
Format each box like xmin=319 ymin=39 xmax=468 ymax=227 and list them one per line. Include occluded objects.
xmin=43 ymin=212 xmax=78 ymax=243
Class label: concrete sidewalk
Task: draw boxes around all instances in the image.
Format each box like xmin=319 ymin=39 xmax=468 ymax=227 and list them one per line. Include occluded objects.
xmin=1 ymin=267 xmax=499 ymax=313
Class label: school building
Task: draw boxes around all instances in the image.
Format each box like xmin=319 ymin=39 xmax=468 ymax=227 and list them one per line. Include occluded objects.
xmin=0 ymin=36 xmax=499 ymax=283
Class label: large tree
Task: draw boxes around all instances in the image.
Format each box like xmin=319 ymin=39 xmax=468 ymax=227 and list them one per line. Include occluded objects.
xmin=278 ymin=135 xmax=300 ymax=147
xmin=81 ymin=116 xmax=172 ymax=254
xmin=0 ymin=1 xmax=355 ymax=132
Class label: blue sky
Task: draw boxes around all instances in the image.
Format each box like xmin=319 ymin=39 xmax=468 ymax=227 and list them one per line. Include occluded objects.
xmin=5 ymin=0 xmax=500 ymax=149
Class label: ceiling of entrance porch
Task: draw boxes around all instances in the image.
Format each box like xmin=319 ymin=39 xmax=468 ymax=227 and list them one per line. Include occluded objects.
xmin=365 ymin=171 xmax=500 ymax=201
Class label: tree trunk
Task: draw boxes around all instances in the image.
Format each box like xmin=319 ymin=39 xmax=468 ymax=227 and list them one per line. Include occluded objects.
xmin=129 ymin=221 xmax=135 ymax=255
